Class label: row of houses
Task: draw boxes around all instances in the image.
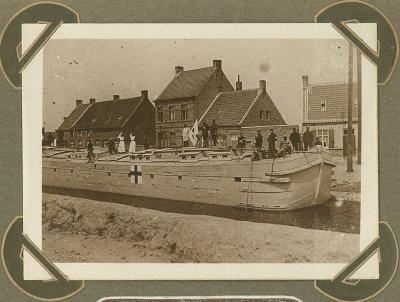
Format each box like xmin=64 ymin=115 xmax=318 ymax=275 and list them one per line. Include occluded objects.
xmin=58 ymin=59 xmax=358 ymax=151
xmin=58 ymin=59 xmax=291 ymax=149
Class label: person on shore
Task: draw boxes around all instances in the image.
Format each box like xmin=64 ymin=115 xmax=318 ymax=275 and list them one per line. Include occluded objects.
xmin=237 ymin=132 xmax=247 ymax=149
xmin=210 ymin=119 xmax=218 ymax=146
xmin=315 ymin=137 xmax=323 ymax=147
xmin=289 ymin=128 xmax=300 ymax=151
xmin=267 ymin=129 xmax=277 ymax=157
xmin=182 ymin=123 xmax=190 ymax=147
xmin=129 ymin=132 xmax=136 ymax=153
xmin=255 ymin=130 xmax=263 ymax=151
xmin=277 ymin=136 xmax=293 ymax=157
xmin=87 ymin=140 xmax=94 ymax=163
xmin=201 ymin=121 xmax=209 ymax=147
xmin=303 ymin=127 xmax=314 ymax=151
xmin=117 ymin=132 xmax=125 ymax=153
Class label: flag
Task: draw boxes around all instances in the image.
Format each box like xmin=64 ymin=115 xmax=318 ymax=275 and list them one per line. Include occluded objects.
xmin=189 ymin=120 xmax=198 ymax=146
xmin=129 ymin=164 xmax=142 ymax=184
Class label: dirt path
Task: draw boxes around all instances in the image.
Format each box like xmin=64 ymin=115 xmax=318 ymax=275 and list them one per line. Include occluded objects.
xmin=42 ymin=193 xmax=359 ymax=263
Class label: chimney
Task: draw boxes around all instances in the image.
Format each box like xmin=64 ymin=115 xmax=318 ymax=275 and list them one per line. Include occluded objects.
xmin=213 ymin=59 xmax=223 ymax=92
xmin=113 ymin=94 xmax=120 ymax=101
xmin=63 ymin=116 xmax=68 ymax=121
xmin=175 ymin=66 xmax=184 ymax=75
xmin=141 ymin=90 xmax=148 ymax=99
xmin=236 ymin=74 xmax=242 ymax=91
xmin=76 ymin=99 xmax=83 ymax=107
xmin=259 ymin=80 xmax=266 ymax=95
xmin=302 ymin=75 xmax=309 ymax=89
xmin=89 ymin=98 xmax=96 ymax=104
xmin=213 ymin=59 xmax=222 ymax=70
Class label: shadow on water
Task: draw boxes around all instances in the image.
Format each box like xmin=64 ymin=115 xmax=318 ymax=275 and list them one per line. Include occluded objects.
xmin=43 ymin=186 xmax=360 ymax=234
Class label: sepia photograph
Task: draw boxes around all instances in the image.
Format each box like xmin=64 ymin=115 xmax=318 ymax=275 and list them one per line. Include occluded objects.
xmin=22 ymin=23 xmax=378 ymax=280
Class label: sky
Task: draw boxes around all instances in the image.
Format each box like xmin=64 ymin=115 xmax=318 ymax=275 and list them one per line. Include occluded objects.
xmin=43 ymin=38 xmax=351 ymax=131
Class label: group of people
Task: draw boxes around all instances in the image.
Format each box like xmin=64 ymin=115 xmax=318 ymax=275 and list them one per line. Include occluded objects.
xmin=182 ymin=120 xmax=218 ymax=147
xmin=238 ymin=126 xmax=321 ymax=159
xmin=87 ymin=132 xmax=141 ymax=163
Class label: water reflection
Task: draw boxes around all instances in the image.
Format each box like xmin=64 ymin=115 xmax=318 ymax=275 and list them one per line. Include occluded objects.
xmin=43 ymin=186 xmax=360 ymax=234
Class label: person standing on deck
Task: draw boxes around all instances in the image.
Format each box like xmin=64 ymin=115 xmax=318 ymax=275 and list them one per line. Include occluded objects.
xmin=108 ymin=138 xmax=115 ymax=155
xmin=289 ymin=128 xmax=300 ymax=151
xmin=267 ymin=129 xmax=277 ymax=157
xmin=182 ymin=123 xmax=190 ymax=147
xmin=210 ymin=119 xmax=218 ymax=146
xmin=237 ymin=132 xmax=247 ymax=149
xmin=255 ymin=130 xmax=263 ymax=151
xmin=117 ymin=132 xmax=125 ymax=153
xmin=129 ymin=132 xmax=136 ymax=153
xmin=303 ymin=126 xmax=314 ymax=151
xmin=201 ymin=121 xmax=209 ymax=147
xmin=47 ymin=133 xmax=54 ymax=147
xmin=87 ymin=140 xmax=94 ymax=163
xmin=143 ymin=133 xmax=150 ymax=150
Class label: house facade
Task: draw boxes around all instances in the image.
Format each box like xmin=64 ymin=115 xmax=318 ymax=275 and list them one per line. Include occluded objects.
xmin=154 ymin=60 xmax=234 ymax=148
xmin=301 ymin=75 xmax=358 ymax=152
xmin=199 ymin=79 xmax=287 ymax=147
xmin=58 ymin=91 xmax=155 ymax=149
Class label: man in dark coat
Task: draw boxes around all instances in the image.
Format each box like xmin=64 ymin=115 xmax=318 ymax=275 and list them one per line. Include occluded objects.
xmin=87 ymin=140 xmax=94 ymax=163
xmin=210 ymin=119 xmax=218 ymax=146
xmin=289 ymin=128 xmax=301 ymax=151
xmin=237 ymin=132 xmax=247 ymax=149
xmin=267 ymin=129 xmax=277 ymax=157
xmin=303 ymin=126 xmax=314 ymax=151
xmin=201 ymin=121 xmax=209 ymax=147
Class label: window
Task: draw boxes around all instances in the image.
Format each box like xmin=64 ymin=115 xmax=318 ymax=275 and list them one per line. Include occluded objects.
xmin=321 ymin=100 xmax=327 ymax=111
xmin=181 ymin=104 xmax=188 ymax=121
xmin=259 ymin=110 xmax=263 ymax=120
xmin=157 ymin=106 xmax=164 ymax=122
xmin=169 ymin=106 xmax=176 ymax=121
xmin=316 ymin=129 xmax=329 ymax=148
xmin=266 ymin=111 xmax=270 ymax=121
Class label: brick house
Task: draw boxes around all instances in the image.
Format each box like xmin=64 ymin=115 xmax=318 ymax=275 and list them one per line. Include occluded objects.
xmin=199 ymin=79 xmax=287 ymax=147
xmin=58 ymin=91 xmax=155 ymax=149
xmin=301 ymin=75 xmax=358 ymax=152
xmin=154 ymin=59 xmax=234 ymax=148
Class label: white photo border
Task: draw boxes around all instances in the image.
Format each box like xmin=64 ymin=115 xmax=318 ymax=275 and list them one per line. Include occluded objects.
xmin=22 ymin=23 xmax=378 ymax=280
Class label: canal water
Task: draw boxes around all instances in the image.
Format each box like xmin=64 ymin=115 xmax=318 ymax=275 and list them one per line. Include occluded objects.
xmin=43 ymin=186 xmax=360 ymax=234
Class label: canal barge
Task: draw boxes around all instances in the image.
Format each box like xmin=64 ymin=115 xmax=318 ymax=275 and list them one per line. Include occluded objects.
xmin=42 ymin=147 xmax=335 ymax=210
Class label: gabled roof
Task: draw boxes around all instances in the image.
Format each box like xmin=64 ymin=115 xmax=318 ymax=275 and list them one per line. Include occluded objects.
xmin=58 ymin=103 xmax=91 ymax=131
xmin=157 ymin=67 xmax=216 ymax=101
xmin=73 ymin=97 xmax=144 ymax=130
xmin=199 ymin=89 xmax=260 ymax=126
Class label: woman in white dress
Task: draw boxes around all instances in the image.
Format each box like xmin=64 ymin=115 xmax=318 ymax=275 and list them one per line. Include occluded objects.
xmin=117 ymin=132 xmax=125 ymax=153
xmin=129 ymin=133 xmax=136 ymax=153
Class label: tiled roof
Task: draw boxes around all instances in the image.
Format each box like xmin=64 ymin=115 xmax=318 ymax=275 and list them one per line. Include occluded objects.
xmin=74 ymin=97 xmax=143 ymax=130
xmin=305 ymin=82 xmax=358 ymax=121
xmin=157 ymin=67 xmax=215 ymax=101
xmin=58 ymin=103 xmax=91 ymax=131
xmin=200 ymin=89 xmax=260 ymax=126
